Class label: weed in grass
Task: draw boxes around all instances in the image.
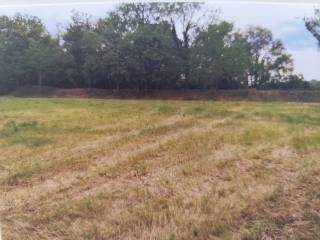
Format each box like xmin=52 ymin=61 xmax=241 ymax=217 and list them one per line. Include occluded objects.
xmin=7 ymin=136 xmax=52 ymax=146
xmin=192 ymin=106 xmax=205 ymax=113
xmin=254 ymin=110 xmax=272 ymax=119
xmin=2 ymin=160 xmax=42 ymax=185
xmin=242 ymin=221 xmax=269 ymax=240
xmin=154 ymin=105 xmax=179 ymax=114
xmin=240 ymin=126 xmax=280 ymax=146
xmin=0 ymin=120 xmax=38 ymax=137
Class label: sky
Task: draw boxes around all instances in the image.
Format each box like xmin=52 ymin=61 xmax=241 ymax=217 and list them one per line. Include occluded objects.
xmin=0 ymin=1 xmax=319 ymax=80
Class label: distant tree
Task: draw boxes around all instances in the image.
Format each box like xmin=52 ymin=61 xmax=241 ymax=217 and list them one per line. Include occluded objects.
xmin=121 ymin=22 xmax=182 ymax=90
xmin=220 ymin=41 xmax=252 ymax=89
xmin=305 ymin=9 xmax=320 ymax=47
xmin=94 ymin=12 xmax=130 ymax=90
xmin=108 ymin=2 xmax=209 ymax=88
xmin=310 ymin=79 xmax=320 ymax=90
xmin=62 ymin=11 xmax=93 ymax=87
xmin=286 ymin=74 xmax=310 ymax=89
xmin=111 ymin=3 xmax=154 ymax=31
xmin=24 ymin=38 xmax=66 ymax=89
xmin=0 ymin=14 xmax=62 ymax=90
xmin=157 ymin=3 xmax=209 ymax=88
xmin=0 ymin=4 xmax=306 ymax=92
xmin=191 ymin=21 xmax=251 ymax=89
xmin=244 ymin=26 xmax=293 ymax=88
xmin=268 ymin=40 xmax=294 ymax=84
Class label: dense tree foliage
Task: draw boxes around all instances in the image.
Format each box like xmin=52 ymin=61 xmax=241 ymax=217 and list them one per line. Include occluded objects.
xmin=0 ymin=14 xmax=70 ymax=91
xmin=0 ymin=3 xmax=311 ymax=92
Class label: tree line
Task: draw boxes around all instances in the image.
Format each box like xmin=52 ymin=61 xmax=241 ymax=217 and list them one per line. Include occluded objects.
xmin=0 ymin=3 xmax=318 ymax=92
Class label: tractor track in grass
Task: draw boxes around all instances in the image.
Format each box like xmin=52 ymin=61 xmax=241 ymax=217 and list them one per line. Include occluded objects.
xmin=2 ymin=99 xmax=320 ymax=239
xmin=2 ymin=116 xmax=228 ymax=220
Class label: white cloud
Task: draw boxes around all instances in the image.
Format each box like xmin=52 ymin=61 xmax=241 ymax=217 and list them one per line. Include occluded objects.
xmin=0 ymin=2 xmax=116 ymax=34
xmin=276 ymin=24 xmax=301 ymax=38
xmin=290 ymin=48 xmax=320 ymax=80
xmin=0 ymin=1 xmax=119 ymax=8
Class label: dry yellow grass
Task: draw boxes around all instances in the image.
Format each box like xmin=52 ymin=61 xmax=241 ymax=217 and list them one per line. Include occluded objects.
xmin=1 ymin=98 xmax=320 ymax=239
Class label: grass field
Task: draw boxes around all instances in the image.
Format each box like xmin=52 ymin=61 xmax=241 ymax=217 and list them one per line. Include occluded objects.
xmin=1 ymin=97 xmax=320 ymax=240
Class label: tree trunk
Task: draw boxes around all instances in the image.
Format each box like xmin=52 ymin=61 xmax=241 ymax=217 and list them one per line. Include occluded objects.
xmin=115 ymin=75 xmax=120 ymax=92
xmin=116 ymin=81 xmax=119 ymax=92
xmin=38 ymin=71 xmax=43 ymax=90
xmin=87 ymin=78 xmax=92 ymax=89
xmin=182 ymin=23 xmax=191 ymax=88
xmin=16 ymin=79 xmax=20 ymax=89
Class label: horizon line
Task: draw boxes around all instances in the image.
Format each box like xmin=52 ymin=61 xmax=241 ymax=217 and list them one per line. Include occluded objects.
xmin=0 ymin=0 xmax=319 ymax=9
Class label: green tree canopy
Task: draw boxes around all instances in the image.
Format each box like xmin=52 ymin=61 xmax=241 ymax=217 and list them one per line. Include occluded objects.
xmin=0 ymin=3 xmax=308 ymax=92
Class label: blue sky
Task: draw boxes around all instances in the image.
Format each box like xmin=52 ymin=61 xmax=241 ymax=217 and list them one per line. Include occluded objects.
xmin=0 ymin=1 xmax=319 ymax=80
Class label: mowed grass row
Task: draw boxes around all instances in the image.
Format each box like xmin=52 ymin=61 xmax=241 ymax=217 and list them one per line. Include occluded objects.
xmin=1 ymin=97 xmax=320 ymax=240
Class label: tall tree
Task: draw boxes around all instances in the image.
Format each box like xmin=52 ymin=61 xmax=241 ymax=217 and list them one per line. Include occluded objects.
xmin=62 ymin=11 xmax=93 ymax=87
xmin=24 ymin=38 xmax=65 ymax=89
xmin=244 ymin=26 xmax=293 ymax=87
xmin=191 ymin=21 xmax=251 ymax=89
xmin=157 ymin=3 xmax=207 ymax=88
xmin=112 ymin=2 xmax=213 ymax=87
xmin=0 ymin=14 xmax=60 ymax=89
xmin=121 ymin=22 xmax=182 ymax=90
xmin=0 ymin=5 xmax=304 ymax=92
xmin=95 ymin=12 xmax=130 ymax=90
xmin=305 ymin=9 xmax=320 ymax=46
